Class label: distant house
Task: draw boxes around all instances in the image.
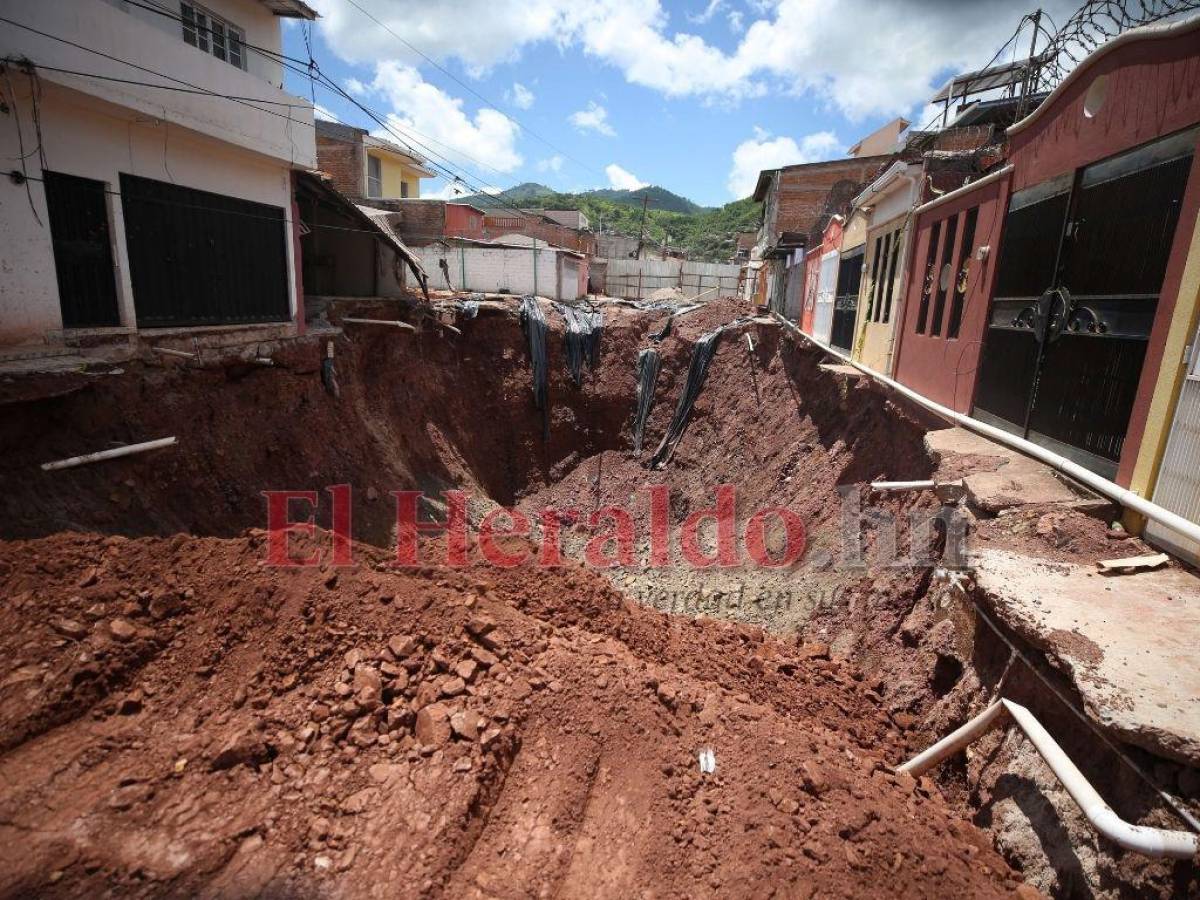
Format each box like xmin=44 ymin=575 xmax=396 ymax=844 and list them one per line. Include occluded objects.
xmin=732 ymin=232 xmax=758 ymax=263
xmin=848 ymin=118 xmax=909 ymax=157
xmin=752 ymin=154 xmax=890 ymax=316
xmin=315 ymin=120 xmax=435 ymax=201
xmin=375 ymin=200 xmax=596 ymax=256
xmin=0 ymin=0 xmax=319 ymax=345
xmin=524 ymin=208 xmax=590 ymax=231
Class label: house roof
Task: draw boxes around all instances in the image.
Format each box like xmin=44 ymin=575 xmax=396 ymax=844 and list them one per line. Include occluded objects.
xmin=363 ymin=135 xmax=435 ymax=177
xmin=751 ymin=154 xmax=892 ymax=202
xmin=315 ymin=121 xmax=435 ymax=177
xmin=851 ymin=160 xmax=918 ymax=210
xmin=256 ymin=0 xmax=318 ymax=20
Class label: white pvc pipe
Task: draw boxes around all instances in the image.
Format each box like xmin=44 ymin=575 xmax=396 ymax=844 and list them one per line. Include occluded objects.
xmin=151 ymin=346 xmax=197 ymax=359
xmin=898 ymin=699 xmax=1199 ymax=859
xmin=41 ymin=437 xmax=178 ymax=472
xmin=871 ymin=480 xmax=937 ymax=491
xmin=772 ymin=314 xmax=1200 ymax=548
xmin=341 ymin=318 xmax=416 ymax=331
xmin=1003 ymin=700 xmax=1199 ymax=860
xmin=899 ymin=700 xmax=1007 ymax=777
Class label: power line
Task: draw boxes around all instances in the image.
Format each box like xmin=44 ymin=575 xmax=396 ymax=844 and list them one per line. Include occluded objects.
xmin=340 ymin=0 xmax=609 ymax=185
xmin=112 ymin=0 xmax=573 ymax=206
xmin=0 ymin=11 xmax=582 ymax=227
xmin=0 ymin=16 xmax=307 ymax=127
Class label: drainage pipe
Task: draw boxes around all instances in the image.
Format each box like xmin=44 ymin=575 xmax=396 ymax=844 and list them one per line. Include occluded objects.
xmin=870 ymin=480 xmax=937 ymax=492
xmin=771 ymin=313 xmax=1200 ymax=548
xmin=898 ymin=699 xmax=1199 ymax=859
xmin=41 ymin=436 xmax=178 ymax=472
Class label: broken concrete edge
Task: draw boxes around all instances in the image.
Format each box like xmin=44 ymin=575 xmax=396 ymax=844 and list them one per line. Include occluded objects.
xmin=965 ymin=564 xmax=1200 ymax=766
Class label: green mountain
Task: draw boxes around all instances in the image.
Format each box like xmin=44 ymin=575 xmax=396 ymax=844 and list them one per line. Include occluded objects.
xmin=461 ymin=182 xmax=761 ymax=262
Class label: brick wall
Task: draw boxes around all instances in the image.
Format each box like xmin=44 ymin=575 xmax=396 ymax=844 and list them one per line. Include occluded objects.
xmin=767 ymin=155 xmax=890 ymax=244
xmin=315 ymin=133 xmax=363 ymax=198
xmin=361 ymin=199 xmax=448 ymax=245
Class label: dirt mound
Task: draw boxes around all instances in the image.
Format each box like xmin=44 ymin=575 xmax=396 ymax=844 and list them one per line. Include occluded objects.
xmin=0 ymin=530 xmax=1023 ymax=898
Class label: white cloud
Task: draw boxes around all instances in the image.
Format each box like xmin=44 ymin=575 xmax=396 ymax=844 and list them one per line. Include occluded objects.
xmin=687 ymin=0 xmax=724 ymax=25
xmin=508 ymin=82 xmax=535 ymax=109
xmin=727 ymin=127 xmax=843 ymax=198
xmin=569 ymin=101 xmax=616 ymax=137
xmin=314 ymin=0 xmax=1077 ymax=120
xmin=345 ymin=77 xmax=368 ymax=97
xmin=606 ymin=163 xmax=648 ymax=191
xmin=370 ymin=61 xmax=522 ymax=173
xmin=727 ymin=9 xmax=744 ymax=32
xmin=313 ymin=103 xmax=339 ymax=122
xmin=537 ymin=155 xmax=564 ymax=173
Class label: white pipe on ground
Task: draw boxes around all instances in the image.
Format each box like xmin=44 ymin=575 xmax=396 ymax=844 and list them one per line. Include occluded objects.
xmin=41 ymin=437 xmax=178 ymax=472
xmin=771 ymin=314 xmax=1200 ymax=548
xmin=341 ymin=318 xmax=417 ymax=332
xmin=898 ymin=699 xmax=1199 ymax=859
xmin=870 ymin=480 xmax=937 ymax=491
xmin=150 ymin=346 xmax=197 ymax=359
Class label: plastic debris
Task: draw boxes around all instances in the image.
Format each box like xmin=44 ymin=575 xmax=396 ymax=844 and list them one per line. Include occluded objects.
xmin=554 ymin=302 xmax=603 ymax=386
xmin=633 ymin=348 xmax=660 ymax=455
xmin=698 ymin=747 xmax=717 ymax=774
xmin=520 ymin=295 xmax=550 ymax=440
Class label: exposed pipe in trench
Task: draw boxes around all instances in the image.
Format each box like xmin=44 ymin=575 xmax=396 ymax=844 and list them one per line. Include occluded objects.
xmin=899 ymin=698 xmax=1199 ymax=860
xmin=770 ymin=313 xmax=1200 ymax=550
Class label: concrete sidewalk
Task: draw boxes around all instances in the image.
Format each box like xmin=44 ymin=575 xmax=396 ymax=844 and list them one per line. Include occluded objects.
xmin=927 ymin=426 xmax=1200 ymax=765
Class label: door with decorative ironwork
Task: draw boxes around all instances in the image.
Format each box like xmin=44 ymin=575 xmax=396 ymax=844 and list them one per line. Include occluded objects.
xmin=830 ymin=247 xmax=863 ymax=352
xmin=973 ymin=128 xmax=1196 ymax=477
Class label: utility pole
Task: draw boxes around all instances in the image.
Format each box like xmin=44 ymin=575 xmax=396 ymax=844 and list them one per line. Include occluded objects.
xmin=633 ymin=193 xmax=649 ymax=260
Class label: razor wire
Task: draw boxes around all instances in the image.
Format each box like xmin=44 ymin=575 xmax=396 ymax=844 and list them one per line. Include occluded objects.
xmin=1030 ymin=0 xmax=1200 ymax=96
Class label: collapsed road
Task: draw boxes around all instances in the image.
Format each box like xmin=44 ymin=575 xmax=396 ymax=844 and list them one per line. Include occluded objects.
xmin=0 ymin=295 xmax=1197 ymax=898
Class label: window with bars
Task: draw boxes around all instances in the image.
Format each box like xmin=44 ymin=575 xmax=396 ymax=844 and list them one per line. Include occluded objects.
xmin=181 ymin=2 xmax=246 ymax=71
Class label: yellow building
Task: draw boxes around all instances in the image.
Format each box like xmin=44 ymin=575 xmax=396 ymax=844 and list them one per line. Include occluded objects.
xmin=364 ymin=134 xmax=435 ymax=200
xmin=1128 ymin=208 xmax=1200 ymax=553
xmin=849 ymin=161 xmax=921 ymax=374
xmin=315 ymin=120 xmax=434 ymax=201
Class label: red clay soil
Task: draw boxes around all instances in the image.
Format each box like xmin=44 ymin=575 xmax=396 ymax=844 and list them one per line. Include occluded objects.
xmin=0 ymin=530 xmax=1029 ymax=899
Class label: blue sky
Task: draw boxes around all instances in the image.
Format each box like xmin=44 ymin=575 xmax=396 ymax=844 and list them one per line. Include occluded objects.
xmin=285 ymin=1 xmax=1073 ymax=207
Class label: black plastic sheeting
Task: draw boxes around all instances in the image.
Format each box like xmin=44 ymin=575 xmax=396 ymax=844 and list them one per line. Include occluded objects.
xmin=633 ymin=347 xmax=660 ymax=454
xmin=554 ymin=302 xmax=603 ymax=386
xmin=648 ymin=317 xmax=753 ymax=469
xmin=648 ymin=303 xmax=703 ymax=343
xmin=519 ymin=295 xmax=550 ymax=440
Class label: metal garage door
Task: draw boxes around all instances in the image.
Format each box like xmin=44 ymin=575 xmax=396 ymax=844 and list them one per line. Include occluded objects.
xmin=972 ymin=127 xmax=1196 ymax=477
xmin=120 ymin=174 xmax=289 ymax=328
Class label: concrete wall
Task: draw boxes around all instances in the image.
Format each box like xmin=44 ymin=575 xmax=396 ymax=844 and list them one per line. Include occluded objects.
xmin=413 ymin=244 xmax=579 ymax=300
xmin=603 ymin=259 xmax=741 ymax=300
xmin=0 ymin=0 xmax=315 ymax=167
xmin=0 ymin=79 xmax=300 ymax=346
xmin=121 ymin=0 xmax=286 ymax=86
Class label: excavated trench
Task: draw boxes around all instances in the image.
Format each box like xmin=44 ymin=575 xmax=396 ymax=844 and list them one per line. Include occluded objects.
xmin=0 ymin=296 xmax=1195 ymax=898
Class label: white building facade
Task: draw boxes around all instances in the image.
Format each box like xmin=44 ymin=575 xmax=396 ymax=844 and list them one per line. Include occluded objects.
xmin=0 ymin=0 xmax=317 ymax=347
